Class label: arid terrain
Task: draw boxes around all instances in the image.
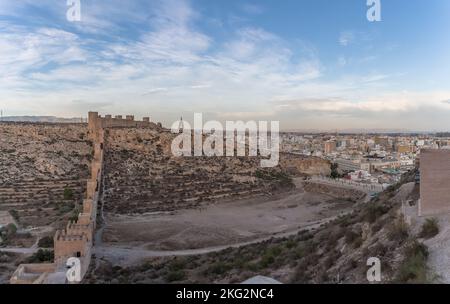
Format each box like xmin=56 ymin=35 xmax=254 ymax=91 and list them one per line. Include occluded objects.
xmin=0 ymin=123 xmax=92 ymax=283
xmin=87 ymin=172 xmax=427 ymax=284
xmin=0 ymin=122 xmax=338 ymax=283
xmin=96 ymin=179 xmax=364 ymax=266
xmin=0 ymin=123 xmax=92 ymax=228
xmin=0 ymin=122 xmax=433 ymax=285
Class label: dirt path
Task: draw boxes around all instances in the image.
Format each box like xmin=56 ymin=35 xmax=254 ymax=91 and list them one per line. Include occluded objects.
xmin=0 ymin=247 xmax=38 ymax=254
xmin=0 ymin=225 xmax=54 ymax=255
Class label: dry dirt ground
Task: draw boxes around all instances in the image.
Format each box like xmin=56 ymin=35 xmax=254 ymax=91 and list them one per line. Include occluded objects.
xmin=423 ymin=214 xmax=450 ymax=283
xmin=399 ymin=182 xmax=450 ymax=283
xmin=100 ymin=179 xmax=362 ymax=253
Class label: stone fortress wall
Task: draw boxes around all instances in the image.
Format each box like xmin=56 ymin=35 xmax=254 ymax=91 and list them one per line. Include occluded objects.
xmin=10 ymin=112 xmax=156 ymax=284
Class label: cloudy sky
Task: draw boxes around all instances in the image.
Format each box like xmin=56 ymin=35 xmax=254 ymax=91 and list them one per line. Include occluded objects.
xmin=1 ymin=0 xmax=450 ymax=131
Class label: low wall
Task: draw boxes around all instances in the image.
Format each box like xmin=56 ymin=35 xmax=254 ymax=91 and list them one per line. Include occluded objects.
xmin=310 ymin=176 xmax=385 ymax=193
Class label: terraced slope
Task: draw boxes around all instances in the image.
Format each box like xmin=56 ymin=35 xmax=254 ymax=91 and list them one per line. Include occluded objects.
xmin=103 ymin=128 xmax=292 ymax=214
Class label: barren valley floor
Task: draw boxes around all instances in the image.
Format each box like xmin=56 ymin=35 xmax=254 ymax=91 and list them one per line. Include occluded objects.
xmin=95 ymin=179 xmax=362 ymax=266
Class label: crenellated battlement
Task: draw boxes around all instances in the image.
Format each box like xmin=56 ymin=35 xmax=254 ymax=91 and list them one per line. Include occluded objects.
xmin=54 ymin=228 xmax=90 ymax=263
xmin=55 ymin=226 xmax=91 ymax=240
xmin=88 ymin=111 xmax=157 ymax=135
xmin=66 ymin=220 xmax=93 ymax=235
xmin=54 ymin=232 xmax=89 ymax=242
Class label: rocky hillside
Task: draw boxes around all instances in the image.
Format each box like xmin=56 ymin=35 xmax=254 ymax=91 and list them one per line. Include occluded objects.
xmin=0 ymin=123 xmax=92 ymax=184
xmin=279 ymin=153 xmax=331 ymax=176
xmin=0 ymin=123 xmax=92 ymax=229
xmin=102 ymin=128 xmax=325 ymax=214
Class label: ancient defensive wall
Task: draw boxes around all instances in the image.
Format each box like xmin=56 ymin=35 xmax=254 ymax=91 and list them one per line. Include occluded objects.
xmin=10 ymin=112 xmax=156 ymax=284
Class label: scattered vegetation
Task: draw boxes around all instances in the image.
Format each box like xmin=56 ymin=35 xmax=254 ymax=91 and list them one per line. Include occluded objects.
xmin=38 ymin=236 xmax=54 ymax=248
xmin=25 ymin=249 xmax=54 ymax=264
xmin=0 ymin=224 xmax=18 ymax=245
xmin=387 ymin=215 xmax=409 ymax=242
xmin=68 ymin=207 xmax=80 ymax=223
xmin=0 ymin=223 xmax=32 ymax=247
xmin=363 ymin=203 xmax=390 ymax=223
xmin=57 ymin=201 xmax=75 ymax=215
xmin=395 ymin=241 xmax=429 ymax=283
xmin=86 ymin=160 xmax=421 ymax=284
xmin=255 ymin=169 xmax=293 ymax=187
xmin=419 ymin=218 xmax=439 ymax=239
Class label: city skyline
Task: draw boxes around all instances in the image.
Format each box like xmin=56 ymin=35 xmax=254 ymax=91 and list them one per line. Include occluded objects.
xmin=1 ymin=0 xmax=450 ymax=130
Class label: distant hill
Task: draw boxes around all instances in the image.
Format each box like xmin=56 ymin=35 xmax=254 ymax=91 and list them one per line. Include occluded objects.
xmin=0 ymin=116 xmax=85 ymax=123
xmin=282 ymin=128 xmax=430 ymax=135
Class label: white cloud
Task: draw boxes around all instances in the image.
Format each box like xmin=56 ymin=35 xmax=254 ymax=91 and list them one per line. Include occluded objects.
xmin=0 ymin=0 xmax=449 ymax=131
xmin=339 ymin=31 xmax=354 ymax=46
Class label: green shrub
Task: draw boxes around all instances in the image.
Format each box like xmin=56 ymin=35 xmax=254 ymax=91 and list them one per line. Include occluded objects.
xmin=69 ymin=207 xmax=80 ymax=222
xmin=0 ymin=224 xmax=17 ymax=244
xmin=165 ymin=270 xmax=186 ymax=282
xmin=388 ymin=216 xmax=409 ymax=242
xmin=58 ymin=202 xmax=75 ymax=214
xmin=63 ymin=188 xmax=74 ymax=200
xmin=285 ymin=240 xmax=297 ymax=249
xmin=169 ymin=259 xmax=187 ymax=272
xmin=259 ymin=254 xmax=275 ymax=268
xmin=38 ymin=236 xmax=54 ymax=248
xmin=364 ymin=204 xmax=390 ymax=223
xmin=5 ymin=223 xmax=17 ymax=235
xmin=207 ymin=261 xmax=232 ymax=275
xmin=396 ymin=242 xmax=429 ymax=283
xmin=419 ymin=218 xmax=439 ymax=239
xmin=26 ymin=249 xmax=54 ymax=263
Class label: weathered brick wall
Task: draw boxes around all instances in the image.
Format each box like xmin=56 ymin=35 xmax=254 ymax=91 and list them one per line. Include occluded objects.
xmin=419 ymin=149 xmax=450 ymax=216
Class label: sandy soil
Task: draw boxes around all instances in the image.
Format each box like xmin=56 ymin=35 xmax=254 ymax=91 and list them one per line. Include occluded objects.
xmin=101 ymin=180 xmax=357 ymax=251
